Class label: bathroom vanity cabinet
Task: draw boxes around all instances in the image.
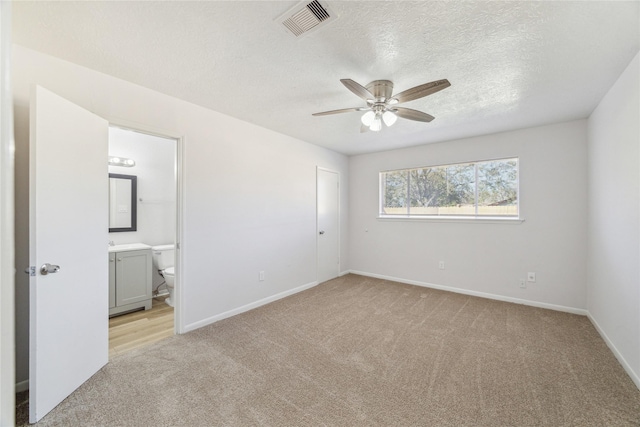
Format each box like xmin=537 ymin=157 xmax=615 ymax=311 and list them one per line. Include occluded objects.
xmin=108 ymin=244 xmax=153 ymax=317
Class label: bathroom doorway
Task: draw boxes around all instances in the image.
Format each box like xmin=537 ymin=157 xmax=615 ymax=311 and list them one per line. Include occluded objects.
xmin=107 ymin=125 xmax=181 ymax=358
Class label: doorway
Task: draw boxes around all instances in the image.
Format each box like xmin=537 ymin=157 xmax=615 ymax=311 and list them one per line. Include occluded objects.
xmin=317 ymin=167 xmax=340 ymax=284
xmin=107 ymin=125 xmax=180 ymax=358
xmin=23 ymin=86 xmax=186 ymax=422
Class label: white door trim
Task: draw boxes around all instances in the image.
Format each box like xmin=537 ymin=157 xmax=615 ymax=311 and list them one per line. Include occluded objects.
xmin=0 ymin=1 xmax=15 ymax=424
xmin=316 ymin=166 xmax=340 ymax=283
xmin=106 ymin=120 xmax=186 ymax=334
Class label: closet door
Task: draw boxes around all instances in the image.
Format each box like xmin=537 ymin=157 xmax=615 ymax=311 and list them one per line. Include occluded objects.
xmin=317 ymin=168 xmax=340 ymax=283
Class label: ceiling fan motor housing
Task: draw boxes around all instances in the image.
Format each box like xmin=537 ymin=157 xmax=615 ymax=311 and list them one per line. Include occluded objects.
xmin=365 ymin=80 xmax=394 ymax=101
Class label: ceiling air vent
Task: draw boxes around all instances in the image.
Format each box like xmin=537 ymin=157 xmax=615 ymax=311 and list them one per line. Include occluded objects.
xmin=276 ymin=0 xmax=337 ymax=38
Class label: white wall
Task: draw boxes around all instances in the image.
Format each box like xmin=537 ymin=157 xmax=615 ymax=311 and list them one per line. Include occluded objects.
xmin=13 ymin=95 xmax=29 ymax=390
xmin=13 ymin=45 xmax=349 ymax=385
xmin=349 ymin=120 xmax=588 ymax=311
xmin=587 ymin=51 xmax=640 ymax=387
xmin=108 ymin=126 xmax=176 ymax=247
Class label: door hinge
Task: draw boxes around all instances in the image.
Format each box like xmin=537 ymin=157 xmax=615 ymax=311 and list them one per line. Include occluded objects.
xmin=25 ymin=266 xmax=36 ymax=276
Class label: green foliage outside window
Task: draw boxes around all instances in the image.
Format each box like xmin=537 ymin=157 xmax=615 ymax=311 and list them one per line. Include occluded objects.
xmin=380 ymin=158 xmax=518 ymax=217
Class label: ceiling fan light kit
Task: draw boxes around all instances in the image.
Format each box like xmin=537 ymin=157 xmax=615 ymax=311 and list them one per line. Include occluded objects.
xmin=382 ymin=110 xmax=397 ymax=127
xmin=360 ymin=111 xmax=375 ymax=126
xmin=370 ymin=115 xmax=382 ymax=132
xmin=313 ymin=78 xmax=450 ymax=132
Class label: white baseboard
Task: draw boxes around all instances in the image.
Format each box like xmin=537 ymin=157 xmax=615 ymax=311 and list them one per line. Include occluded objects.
xmin=348 ymin=270 xmax=588 ymax=316
xmin=587 ymin=313 xmax=640 ymax=390
xmin=183 ymin=280 xmax=319 ymax=333
xmin=15 ymin=379 xmax=28 ymax=393
xmin=339 ymin=270 xmax=350 ymax=277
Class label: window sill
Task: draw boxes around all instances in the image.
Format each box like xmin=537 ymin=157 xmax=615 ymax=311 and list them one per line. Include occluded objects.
xmin=377 ymin=216 xmax=525 ymax=224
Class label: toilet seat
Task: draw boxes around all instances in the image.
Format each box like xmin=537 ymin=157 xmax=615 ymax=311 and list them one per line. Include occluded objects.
xmin=164 ymin=267 xmax=174 ymax=276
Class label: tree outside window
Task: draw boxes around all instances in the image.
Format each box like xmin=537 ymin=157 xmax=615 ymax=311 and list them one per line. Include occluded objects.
xmin=380 ymin=158 xmax=518 ymax=217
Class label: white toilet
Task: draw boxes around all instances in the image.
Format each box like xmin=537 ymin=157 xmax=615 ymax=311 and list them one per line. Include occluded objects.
xmin=151 ymin=244 xmax=175 ymax=307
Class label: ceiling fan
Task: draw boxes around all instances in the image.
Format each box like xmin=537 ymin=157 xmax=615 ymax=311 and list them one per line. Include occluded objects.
xmin=313 ymin=78 xmax=451 ymax=132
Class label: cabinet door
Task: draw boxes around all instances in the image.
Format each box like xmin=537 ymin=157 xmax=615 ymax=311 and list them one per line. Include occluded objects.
xmin=109 ymin=253 xmax=116 ymax=309
xmin=115 ymin=249 xmax=152 ymax=306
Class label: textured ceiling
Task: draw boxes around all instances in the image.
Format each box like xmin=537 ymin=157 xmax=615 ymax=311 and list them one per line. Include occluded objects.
xmin=11 ymin=1 xmax=640 ymax=155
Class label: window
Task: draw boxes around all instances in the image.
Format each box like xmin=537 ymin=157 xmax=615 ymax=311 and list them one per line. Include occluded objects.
xmin=380 ymin=158 xmax=519 ymax=218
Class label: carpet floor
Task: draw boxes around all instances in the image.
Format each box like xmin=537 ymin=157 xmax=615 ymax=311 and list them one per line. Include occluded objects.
xmin=18 ymin=274 xmax=640 ymax=426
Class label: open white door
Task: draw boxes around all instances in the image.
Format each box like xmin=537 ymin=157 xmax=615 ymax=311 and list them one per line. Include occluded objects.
xmin=317 ymin=168 xmax=340 ymax=284
xmin=29 ymin=86 xmax=109 ymax=422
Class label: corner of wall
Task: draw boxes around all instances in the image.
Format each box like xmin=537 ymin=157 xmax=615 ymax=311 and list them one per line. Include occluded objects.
xmin=586 ymin=50 xmax=640 ymax=390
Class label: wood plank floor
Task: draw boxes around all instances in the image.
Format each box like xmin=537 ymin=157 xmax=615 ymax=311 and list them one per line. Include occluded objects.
xmin=109 ymin=295 xmax=174 ymax=358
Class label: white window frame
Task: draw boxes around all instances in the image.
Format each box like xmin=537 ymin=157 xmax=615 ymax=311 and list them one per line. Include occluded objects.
xmin=378 ymin=157 xmax=520 ymax=221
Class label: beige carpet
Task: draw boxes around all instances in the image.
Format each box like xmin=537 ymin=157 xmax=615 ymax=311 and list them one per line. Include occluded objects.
xmin=18 ymin=274 xmax=640 ymax=426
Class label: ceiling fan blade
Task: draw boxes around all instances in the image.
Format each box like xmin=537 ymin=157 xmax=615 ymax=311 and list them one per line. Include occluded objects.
xmin=360 ymin=124 xmax=370 ymax=133
xmin=394 ymin=107 xmax=435 ymax=122
xmin=340 ymin=79 xmax=375 ymax=102
xmin=391 ymin=79 xmax=451 ymax=104
xmin=312 ymin=107 xmax=369 ymax=116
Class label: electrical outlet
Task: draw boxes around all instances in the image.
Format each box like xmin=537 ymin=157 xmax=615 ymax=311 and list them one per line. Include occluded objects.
xmin=259 ymin=271 xmax=265 ymax=281
xmin=438 ymin=261 xmax=445 ymax=270
xmin=527 ymin=272 xmax=536 ymax=282
xmin=519 ymin=279 xmax=526 ymax=288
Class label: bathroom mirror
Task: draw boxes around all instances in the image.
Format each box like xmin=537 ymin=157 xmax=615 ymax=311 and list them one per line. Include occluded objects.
xmin=109 ymin=173 xmax=137 ymax=232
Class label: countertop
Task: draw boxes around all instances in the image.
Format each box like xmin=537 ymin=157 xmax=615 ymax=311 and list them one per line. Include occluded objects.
xmin=108 ymin=243 xmax=151 ymax=253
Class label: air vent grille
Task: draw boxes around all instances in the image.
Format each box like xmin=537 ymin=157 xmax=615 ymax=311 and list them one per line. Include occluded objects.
xmin=276 ymin=1 xmax=337 ymax=38
xmin=307 ymin=0 xmax=330 ymax=21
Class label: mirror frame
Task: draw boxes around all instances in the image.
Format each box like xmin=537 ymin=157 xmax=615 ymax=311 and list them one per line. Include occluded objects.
xmin=109 ymin=173 xmax=137 ymax=233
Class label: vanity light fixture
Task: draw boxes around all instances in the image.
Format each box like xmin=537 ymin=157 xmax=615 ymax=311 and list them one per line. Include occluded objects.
xmin=108 ymin=156 xmax=136 ymax=167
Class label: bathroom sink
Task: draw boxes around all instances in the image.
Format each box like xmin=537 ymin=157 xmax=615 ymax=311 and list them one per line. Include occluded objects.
xmin=108 ymin=243 xmax=152 ymax=253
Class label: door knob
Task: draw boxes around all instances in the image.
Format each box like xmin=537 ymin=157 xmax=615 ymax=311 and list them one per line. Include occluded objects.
xmin=319 ymin=230 xmax=325 ymax=235
xmin=40 ymin=263 xmax=61 ymax=275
